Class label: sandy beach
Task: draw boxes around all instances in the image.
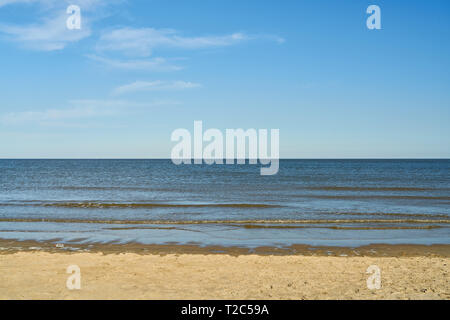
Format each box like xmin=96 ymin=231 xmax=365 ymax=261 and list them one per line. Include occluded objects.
xmin=0 ymin=241 xmax=448 ymax=300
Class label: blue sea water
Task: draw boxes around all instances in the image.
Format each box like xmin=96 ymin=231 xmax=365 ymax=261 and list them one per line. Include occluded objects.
xmin=0 ymin=159 xmax=449 ymax=247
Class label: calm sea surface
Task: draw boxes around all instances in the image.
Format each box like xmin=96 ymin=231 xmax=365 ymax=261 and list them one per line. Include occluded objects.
xmin=0 ymin=159 xmax=449 ymax=247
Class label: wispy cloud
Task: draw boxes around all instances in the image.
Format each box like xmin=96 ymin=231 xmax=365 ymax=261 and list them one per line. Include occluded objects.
xmin=0 ymin=0 xmax=117 ymax=9
xmin=0 ymin=0 xmax=35 ymax=7
xmin=112 ymin=80 xmax=202 ymax=95
xmin=0 ymin=100 xmax=120 ymax=125
xmin=0 ymin=12 xmax=91 ymax=51
xmin=86 ymin=54 xmax=183 ymax=71
xmin=0 ymin=0 xmax=120 ymax=50
xmin=96 ymin=27 xmax=284 ymax=57
xmin=0 ymin=99 xmax=178 ymax=126
xmin=0 ymin=1 xmax=284 ymax=63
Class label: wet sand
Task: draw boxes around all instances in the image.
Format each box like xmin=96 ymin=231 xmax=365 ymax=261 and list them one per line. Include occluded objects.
xmin=0 ymin=239 xmax=449 ymax=300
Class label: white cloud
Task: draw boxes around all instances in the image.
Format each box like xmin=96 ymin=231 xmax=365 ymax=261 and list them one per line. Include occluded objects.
xmin=0 ymin=100 xmax=119 ymax=125
xmin=0 ymin=0 xmax=114 ymax=9
xmin=1 ymin=99 xmax=181 ymax=126
xmin=86 ymin=54 xmax=182 ymax=71
xmin=1 ymin=107 xmax=103 ymax=125
xmin=0 ymin=0 xmax=35 ymax=7
xmin=96 ymin=27 xmax=283 ymax=57
xmin=0 ymin=0 xmax=120 ymax=50
xmin=112 ymin=80 xmax=201 ymax=95
xmin=0 ymin=10 xmax=91 ymax=51
xmin=1 ymin=1 xmax=283 ymax=59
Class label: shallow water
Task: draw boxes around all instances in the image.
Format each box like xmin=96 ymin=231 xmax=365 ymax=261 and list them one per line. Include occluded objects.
xmin=0 ymin=159 xmax=449 ymax=247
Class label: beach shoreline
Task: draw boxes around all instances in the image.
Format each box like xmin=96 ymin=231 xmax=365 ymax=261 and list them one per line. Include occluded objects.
xmin=0 ymin=239 xmax=448 ymax=300
xmin=1 ymin=238 xmax=450 ymax=257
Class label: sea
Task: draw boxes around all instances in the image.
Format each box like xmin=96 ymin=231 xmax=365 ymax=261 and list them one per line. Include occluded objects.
xmin=0 ymin=159 xmax=449 ymax=248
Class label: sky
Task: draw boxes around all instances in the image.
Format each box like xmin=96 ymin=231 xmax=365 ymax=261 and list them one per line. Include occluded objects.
xmin=0 ymin=0 xmax=449 ymax=158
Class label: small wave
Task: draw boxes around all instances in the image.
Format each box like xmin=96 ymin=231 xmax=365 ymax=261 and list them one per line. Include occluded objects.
xmin=317 ymin=212 xmax=448 ymax=218
xmin=305 ymin=186 xmax=439 ymax=192
xmin=0 ymin=202 xmax=281 ymax=209
xmin=236 ymin=224 xmax=443 ymax=230
xmin=40 ymin=202 xmax=280 ymax=209
xmin=100 ymin=225 xmax=444 ymax=231
xmin=296 ymin=195 xmax=450 ymax=200
xmin=58 ymin=186 xmax=178 ymax=192
xmin=1 ymin=218 xmax=449 ymax=225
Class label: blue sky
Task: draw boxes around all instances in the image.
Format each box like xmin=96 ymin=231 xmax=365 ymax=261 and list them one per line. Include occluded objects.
xmin=0 ymin=0 xmax=449 ymax=158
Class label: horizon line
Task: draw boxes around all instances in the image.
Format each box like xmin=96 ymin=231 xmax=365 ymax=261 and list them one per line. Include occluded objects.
xmin=0 ymin=158 xmax=449 ymax=160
